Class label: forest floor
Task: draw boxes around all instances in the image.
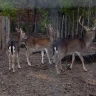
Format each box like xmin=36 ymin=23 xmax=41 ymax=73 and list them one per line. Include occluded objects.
xmin=0 ymin=47 xmax=96 ymax=96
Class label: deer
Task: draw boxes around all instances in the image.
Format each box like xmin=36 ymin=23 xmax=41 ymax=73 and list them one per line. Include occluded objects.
xmin=52 ymin=16 xmax=96 ymax=74
xmin=6 ymin=40 xmax=21 ymax=72
xmin=16 ymin=24 xmax=55 ymax=66
xmin=6 ymin=28 xmax=27 ymax=72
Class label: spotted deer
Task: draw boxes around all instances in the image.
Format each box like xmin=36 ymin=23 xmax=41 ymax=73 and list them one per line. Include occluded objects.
xmin=17 ymin=24 xmax=55 ymax=66
xmin=53 ymin=16 xmax=96 ymax=74
xmin=6 ymin=28 xmax=27 ymax=72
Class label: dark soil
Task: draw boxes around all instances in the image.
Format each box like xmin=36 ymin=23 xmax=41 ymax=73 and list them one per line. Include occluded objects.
xmin=0 ymin=47 xmax=96 ymax=96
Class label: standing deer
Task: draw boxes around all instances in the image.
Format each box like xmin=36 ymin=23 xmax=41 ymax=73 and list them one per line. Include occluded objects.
xmin=6 ymin=40 xmax=21 ymax=72
xmin=6 ymin=28 xmax=27 ymax=72
xmin=16 ymin=24 xmax=55 ymax=66
xmin=26 ymin=24 xmax=55 ymax=66
xmin=53 ymin=16 xmax=96 ymax=74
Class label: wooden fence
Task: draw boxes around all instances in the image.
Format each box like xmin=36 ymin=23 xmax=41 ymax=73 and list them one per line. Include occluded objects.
xmin=50 ymin=8 xmax=96 ymax=41
xmin=0 ymin=14 xmax=10 ymax=49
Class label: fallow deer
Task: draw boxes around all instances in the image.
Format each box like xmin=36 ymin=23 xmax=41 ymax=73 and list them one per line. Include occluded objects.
xmin=17 ymin=24 xmax=54 ymax=66
xmin=53 ymin=16 xmax=96 ymax=74
xmin=6 ymin=28 xmax=27 ymax=72
xmin=6 ymin=40 xmax=21 ymax=72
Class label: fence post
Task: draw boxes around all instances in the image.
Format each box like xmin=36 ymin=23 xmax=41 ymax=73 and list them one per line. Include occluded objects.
xmin=65 ymin=15 xmax=67 ymax=38
xmin=72 ymin=10 xmax=75 ymax=38
xmin=6 ymin=17 xmax=10 ymax=46
xmin=1 ymin=16 xmax=10 ymax=50
xmin=0 ymin=14 xmax=2 ymax=49
xmin=2 ymin=16 xmax=5 ymax=49
xmin=61 ymin=15 xmax=64 ymax=38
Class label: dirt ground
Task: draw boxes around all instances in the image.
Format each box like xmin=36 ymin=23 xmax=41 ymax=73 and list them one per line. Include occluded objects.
xmin=0 ymin=47 xmax=96 ymax=96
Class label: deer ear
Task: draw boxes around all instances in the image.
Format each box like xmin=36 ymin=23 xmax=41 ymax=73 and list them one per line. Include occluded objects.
xmin=83 ymin=26 xmax=90 ymax=31
xmin=16 ymin=28 xmax=18 ymax=31
xmin=20 ymin=28 xmax=23 ymax=32
xmin=20 ymin=28 xmax=22 ymax=30
xmin=48 ymin=24 xmax=51 ymax=27
xmin=92 ymin=26 xmax=96 ymax=30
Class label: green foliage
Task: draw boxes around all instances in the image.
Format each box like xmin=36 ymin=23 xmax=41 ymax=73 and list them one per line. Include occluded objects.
xmin=60 ymin=0 xmax=74 ymax=8
xmin=0 ymin=0 xmax=18 ymax=20
xmin=2 ymin=9 xmax=18 ymax=20
xmin=38 ymin=8 xmax=50 ymax=34
xmin=0 ymin=0 xmax=96 ymax=34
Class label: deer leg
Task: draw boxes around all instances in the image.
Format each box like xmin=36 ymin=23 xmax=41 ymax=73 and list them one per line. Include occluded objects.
xmin=12 ymin=55 xmax=15 ymax=72
xmin=8 ymin=54 xmax=11 ymax=71
xmin=70 ymin=54 xmax=75 ymax=69
xmin=55 ymin=59 xmax=61 ymax=74
xmin=51 ymin=52 xmax=56 ymax=63
xmin=76 ymin=52 xmax=87 ymax=71
xmin=26 ymin=48 xmax=31 ymax=66
xmin=44 ymin=48 xmax=52 ymax=64
xmin=52 ymin=47 xmax=58 ymax=63
xmin=41 ymin=51 xmax=44 ymax=64
xmin=55 ymin=53 xmax=61 ymax=74
xmin=17 ymin=53 xmax=21 ymax=68
xmin=59 ymin=59 xmax=63 ymax=71
xmin=55 ymin=64 xmax=60 ymax=74
xmin=58 ymin=53 xmax=63 ymax=71
xmin=52 ymin=55 xmax=56 ymax=64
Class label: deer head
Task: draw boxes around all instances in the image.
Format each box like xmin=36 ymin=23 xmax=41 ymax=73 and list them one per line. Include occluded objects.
xmin=78 ymin=16 xmax=96 ymax=47
xmin=78 ymin=16 xmax=96 ymax=32
xmin=53 ymin=29 xmax=60 ymax=41
xmin=16 ymin=28 xmax=27 ymax=40
xmin=44 ymin=23 xmax=54 ymax=39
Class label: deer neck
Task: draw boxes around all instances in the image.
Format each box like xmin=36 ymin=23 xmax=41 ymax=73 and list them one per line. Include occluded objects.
xmin=48 ymin=31 xmax=53 ymax=45
xmin=17 ymin=33 xmax=23 ymax=46
xmin=84 ymin=32 xmax=95 ymax=48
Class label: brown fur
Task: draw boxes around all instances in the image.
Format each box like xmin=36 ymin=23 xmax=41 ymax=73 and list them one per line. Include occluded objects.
xmin=25 ymin=24 xmax=54 ymax=65
xmin=53 ymin=17 xmax=96 ymax=74
xmin=26 ymin=37 xmax=52 ymax=48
